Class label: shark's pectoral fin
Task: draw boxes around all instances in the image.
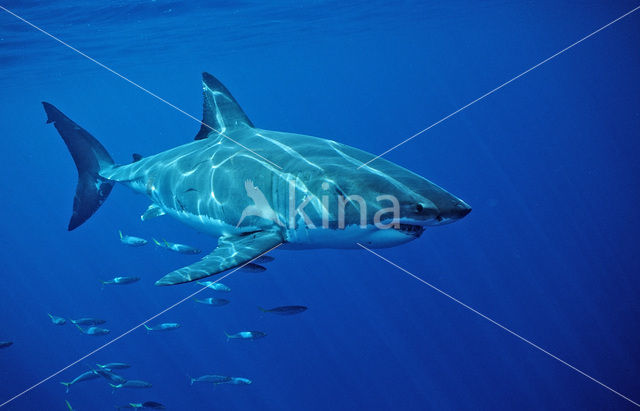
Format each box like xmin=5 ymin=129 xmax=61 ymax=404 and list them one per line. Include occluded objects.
xmin=194 ymin=73 xmax=254 ymax=140
xmin=154 ymin=231 xmax=283 ymax=286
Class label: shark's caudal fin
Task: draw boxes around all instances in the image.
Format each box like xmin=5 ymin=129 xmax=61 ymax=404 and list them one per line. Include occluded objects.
xmin=194 ymin=73 xmax=254 ymax=140
xmin=42 ymin=102 xmax=115 ymax=231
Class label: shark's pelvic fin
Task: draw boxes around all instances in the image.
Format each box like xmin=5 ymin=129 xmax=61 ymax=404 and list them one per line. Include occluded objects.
xmin=194 ymin=72 xmax=254 ymax=141
xmin=42 ymin=102 xmax=115 ymax=231
xmin=154 ymin=230 xmax=282 ymax=286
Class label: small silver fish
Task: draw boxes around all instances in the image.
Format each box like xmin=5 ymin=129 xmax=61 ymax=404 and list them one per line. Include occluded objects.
xmin=190 ymin=374 xmax=231 ymax=385
xmin=60 ymin=371 xmax=100 ymax=393
xmin=74 ymin=324 xmax=110 ymax=336
xmin=143 ymin=323 xmax=180 ymax=331
xmin=140 ymin=401 xmax=165 ymax=409
xmin=102 ymin=276 xmax=140 ymax=285
xmin=195 ymin=297 xmax=229 ymax=307
xmin=196 ymin=281 xmax=231 ymax=292
xmin=48 ymin=313 xmax=66 ymax=325
xmin=118 ymin=401 xmax=165 ymax=410
xmin=224 ymin=377 xmax=252 ymax=385
xmin=93 ymin=368 xmax=126 ymax=384
xmin=258 ymin=305 xmax=307 ymax=315
xmin=224 ymin=331 xmax=266 ymax=341
xmin=110 ymin=380 xmax=152 ymax=389
xmin=140 ymin=204 xmax=166 ymax=221
xmin=71 ymin=318 xmax=106 ymax=326
xmin=152 ymin=238 xmax=200 ymax=254
xmin=119 ymin=230 xmax=148 ymax=246
xmin=96 ymin=362 xmax=131 ymax=371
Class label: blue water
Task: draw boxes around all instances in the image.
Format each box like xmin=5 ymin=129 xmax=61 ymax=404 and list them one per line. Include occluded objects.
xmin=1 ymin=1 xmax=639 ymax=410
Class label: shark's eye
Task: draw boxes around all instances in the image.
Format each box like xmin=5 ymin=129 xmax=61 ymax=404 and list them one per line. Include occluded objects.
xmin=436 ymin=215 xmax=443 ymax=222
xmin=416 ymin=203 xmax=424 ymax=213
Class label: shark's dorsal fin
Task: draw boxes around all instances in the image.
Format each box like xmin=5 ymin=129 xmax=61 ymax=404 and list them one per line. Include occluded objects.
xmin=194 ymin=73 xmax=254 ymax=140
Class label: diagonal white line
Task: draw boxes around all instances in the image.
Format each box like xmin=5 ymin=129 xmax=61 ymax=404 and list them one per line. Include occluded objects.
xmin=0 ymin=5 xmax=282 ymax=170
xmin=357 ymin=4 xmax=640 ymax=169
xmin=0 ymin=243 xmax=283 ymax=408
xmin=356 ymin=243 xmax=640 ymax=408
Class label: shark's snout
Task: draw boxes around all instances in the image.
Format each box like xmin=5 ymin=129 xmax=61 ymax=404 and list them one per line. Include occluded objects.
xmin=434 ymin=196 xmax=471 ymax=221
xmin=433 ymin=198 xmax=471 ymax=225
xmin=412 ymin=195 xmax=471 ymax=226
xmin=455 ymin=200 xmax=472 ymax=218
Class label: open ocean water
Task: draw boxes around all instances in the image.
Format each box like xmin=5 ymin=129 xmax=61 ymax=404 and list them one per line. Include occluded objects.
xmin=0 ymin=1 xmax=639 ymax=410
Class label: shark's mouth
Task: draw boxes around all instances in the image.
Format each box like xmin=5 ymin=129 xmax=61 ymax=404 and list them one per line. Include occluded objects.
xmin=395 ymin=223 xmax=425 ymax=236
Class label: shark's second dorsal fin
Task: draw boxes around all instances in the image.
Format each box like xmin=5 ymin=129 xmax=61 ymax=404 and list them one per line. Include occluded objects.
xmin=194 ymin=73 xmax=254 ymax=140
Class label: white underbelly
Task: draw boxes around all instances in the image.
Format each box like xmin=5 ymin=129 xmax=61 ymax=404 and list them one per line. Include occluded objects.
xmin=283 ymin=224 xmax=418 ymax=249
xmin=167 ymin=208 xmax=245 ymax=238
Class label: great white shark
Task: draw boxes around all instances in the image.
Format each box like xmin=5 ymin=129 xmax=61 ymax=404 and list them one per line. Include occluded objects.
xmin=43 ymin=73 xmax=471 ymax=286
